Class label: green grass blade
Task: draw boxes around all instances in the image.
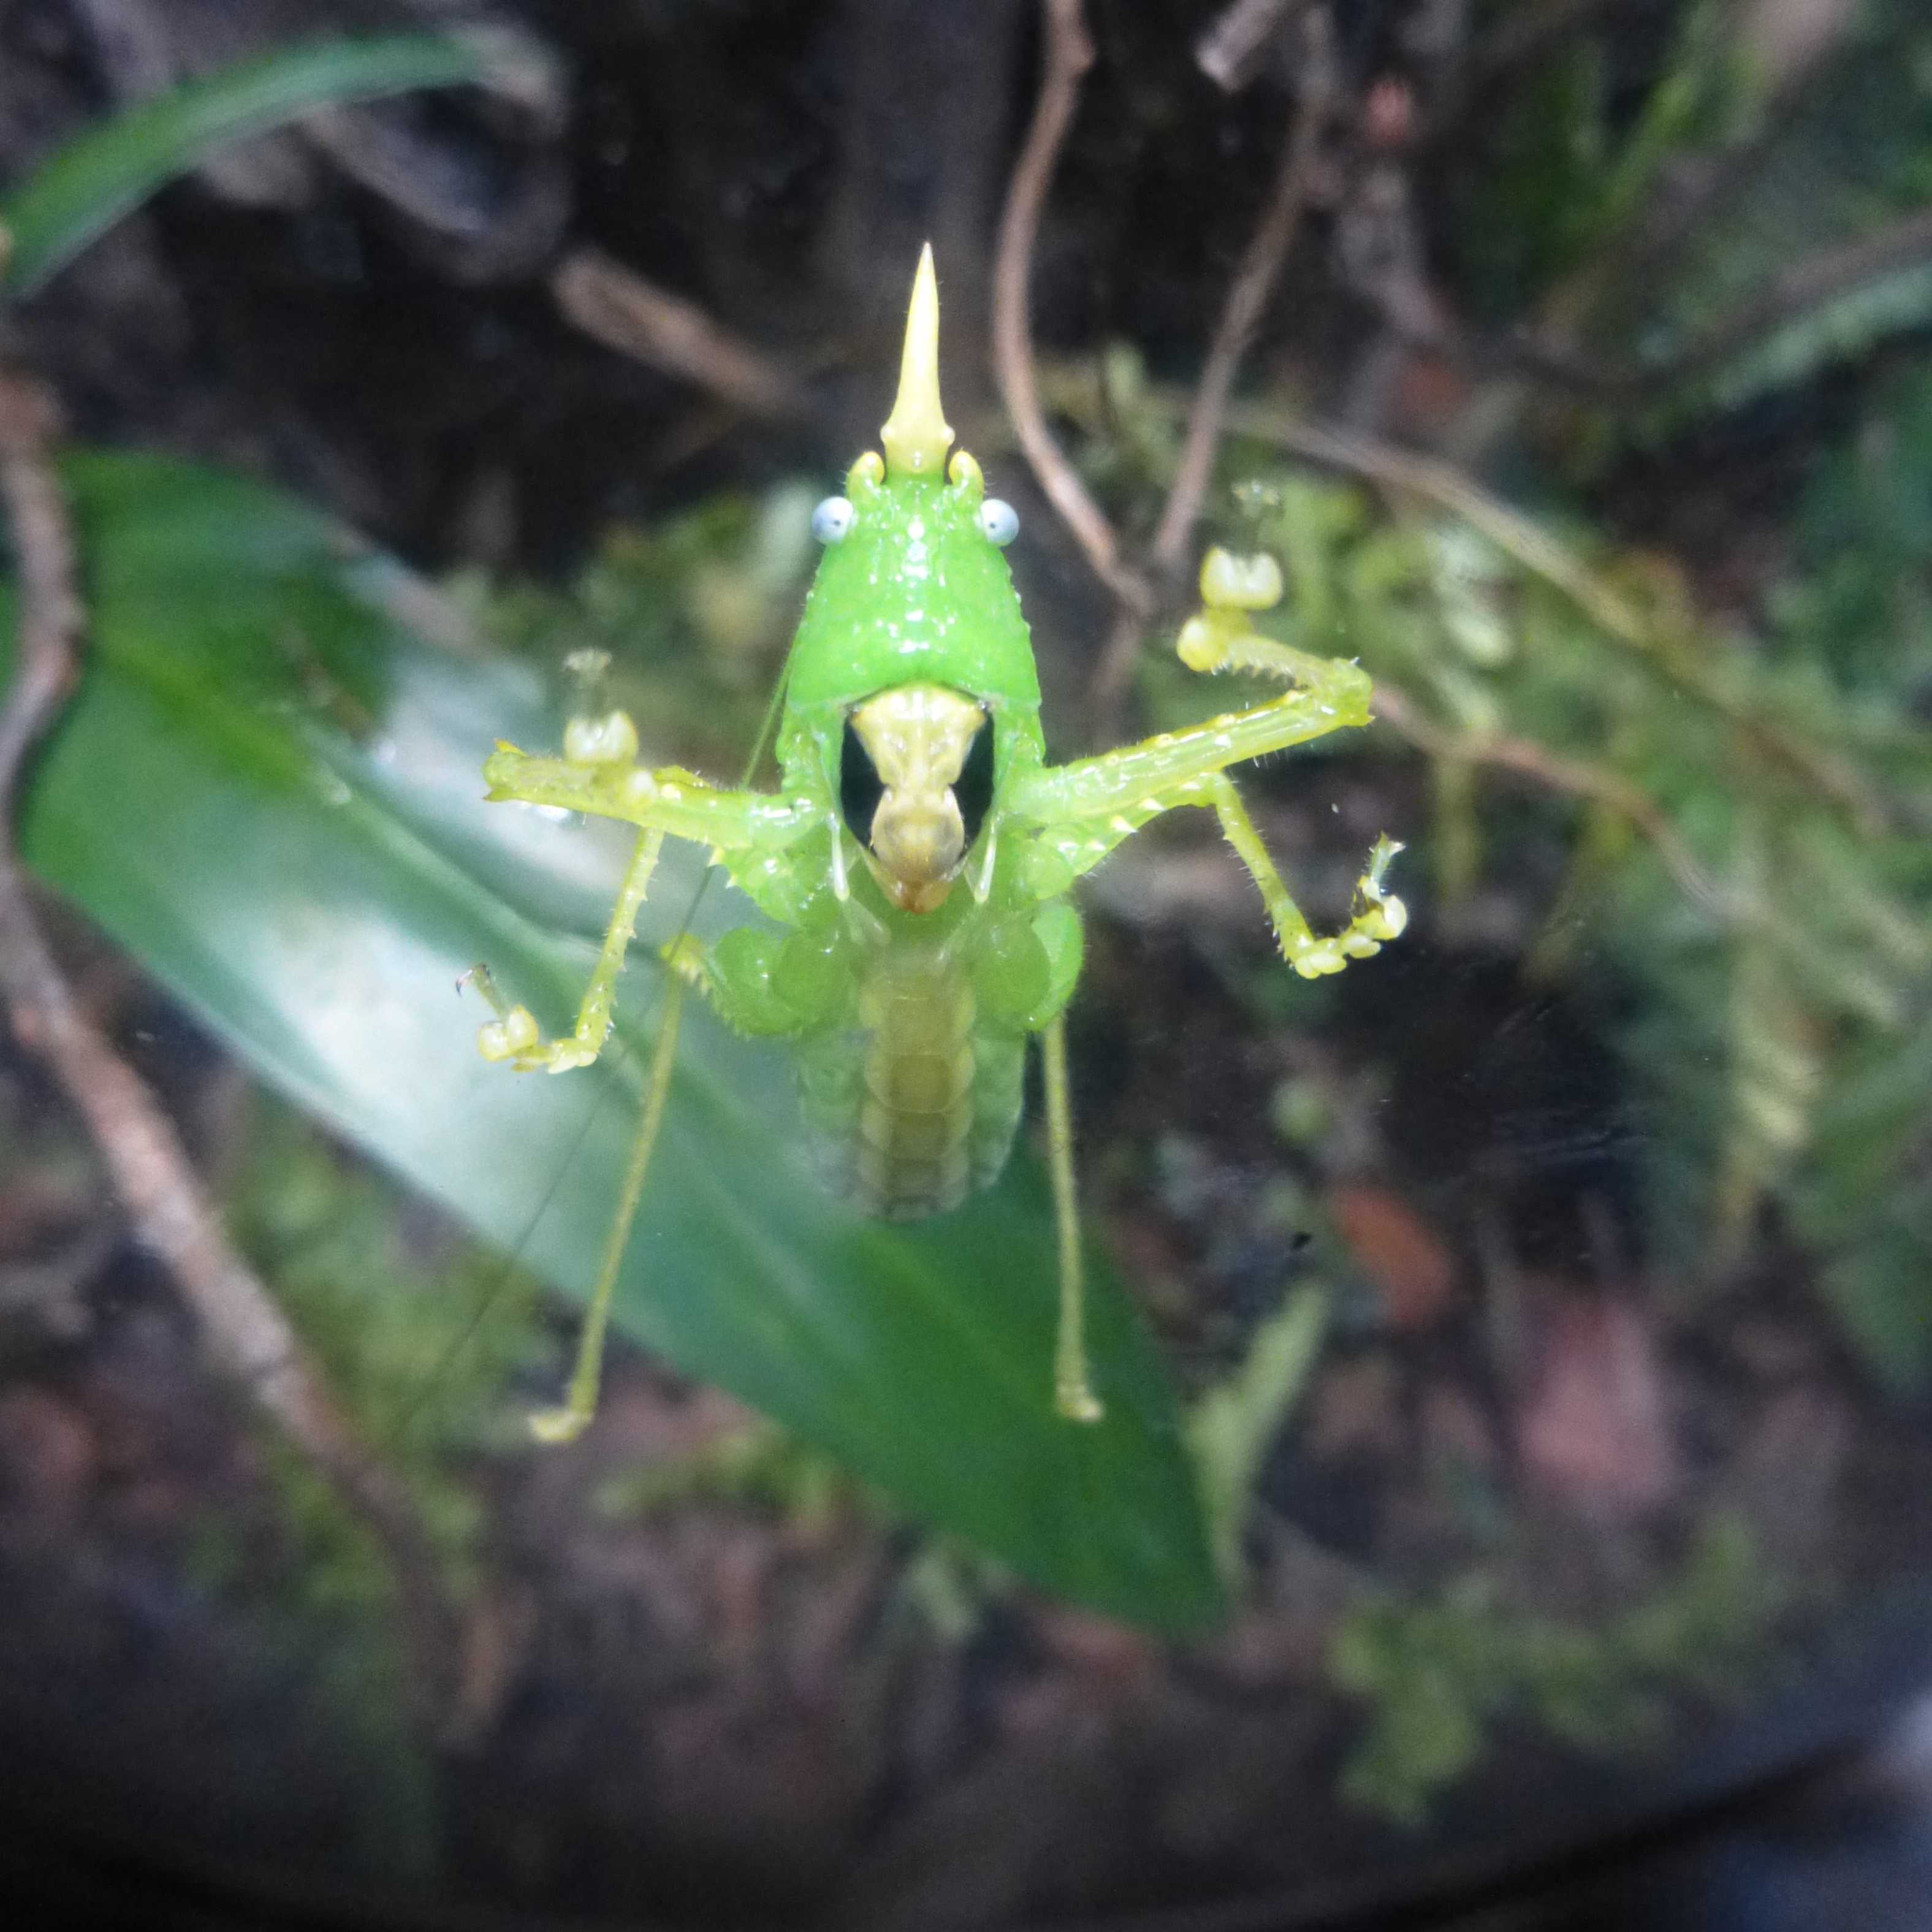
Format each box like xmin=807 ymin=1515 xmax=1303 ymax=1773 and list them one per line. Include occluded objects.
xmin=2 ymin=451 xmax=1223 ymax=1633
xmin=1 ymin=34 xmax=523 ymax=298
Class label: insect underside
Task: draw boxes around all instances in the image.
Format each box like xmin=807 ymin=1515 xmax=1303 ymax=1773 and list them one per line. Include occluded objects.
xmin=471 ymin=243 xmax=1407 ymax=1441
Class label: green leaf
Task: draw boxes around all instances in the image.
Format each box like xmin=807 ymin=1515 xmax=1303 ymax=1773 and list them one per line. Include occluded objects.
xmin=3 ymin=451 xmax=1222 ymax=1633
xmin=1188 ymin=1283 xmax=1329 ymax=1584
xmin=1 ymin=34 xmax=528 ymax=298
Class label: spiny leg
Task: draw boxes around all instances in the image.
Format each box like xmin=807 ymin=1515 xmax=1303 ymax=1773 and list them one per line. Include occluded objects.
xmin=471 ymin=827 xmax=665 ymax=1072
xmin=474 ymin=711 xmax=821 ymax=1436
xmin=527 ymin=970 xmax=689 ymax=1443
xmin=1204 ymin=774 xmax=1406 ymax=977
xmin=471 ymin=717 xmax=821 ymax=1073
xmin=1010 ymin=546 xmax=1406 ymax=972
xmin=1041 ymin=1013 xmax=1102 ymax=1424
xmin=1022 ymin=757 xmax=1404 ymax=981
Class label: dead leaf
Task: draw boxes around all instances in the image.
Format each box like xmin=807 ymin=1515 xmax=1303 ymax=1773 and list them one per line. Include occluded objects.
xmin=1326 ymin=1182 xmax=1456 ymax=1330
xmin=1517 ymin=1293 xmax=1676 ymax=1513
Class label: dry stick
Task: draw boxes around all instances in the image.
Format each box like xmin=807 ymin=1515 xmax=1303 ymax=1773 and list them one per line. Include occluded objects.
xmin=1246 ymin=409 xmax=1656 ymax=642
xmin=1150 ymin=18 xmax=1333 ymax=574
xmin=1033 ymin=354 xmax=1873 ymax=824
xmin=1369 ymin=679 xmax=1727 ymax=915
xmin=1230 ymin=406 xmax=1884 ymax=829
xmin=0 ymin=369 xmax=460 ymax=1725
xmin=992 ymin=0 xmax=1149 ymax=617
xmin=552 ymin=245 xmax=804 ymax=420
xmin=1502 ymin=204 xmax=1932 ymax=402
xmin=1087 ymin=9 xmax=1337 ymax=718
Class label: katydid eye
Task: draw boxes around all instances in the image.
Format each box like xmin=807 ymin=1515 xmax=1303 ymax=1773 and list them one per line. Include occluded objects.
xmin=812 ymin=496 xmax=856 ymax=544
xmin=977 ymin=499 xmax=1019 ymax=547
xmin=955 ymin=716 xmax=995 ymax=850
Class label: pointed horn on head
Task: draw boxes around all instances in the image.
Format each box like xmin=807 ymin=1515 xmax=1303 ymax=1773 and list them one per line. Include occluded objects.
xmin=880 ymin=243 xmax=953 ymax=479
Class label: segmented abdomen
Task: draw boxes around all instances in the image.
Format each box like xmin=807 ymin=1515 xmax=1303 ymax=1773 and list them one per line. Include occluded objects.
xmin=794 ymin=948 xmax=1025 ymax=1220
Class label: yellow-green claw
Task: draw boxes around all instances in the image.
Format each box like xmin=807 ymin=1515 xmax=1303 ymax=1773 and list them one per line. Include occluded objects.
xmin=527 ymin=1401 xmax=593 ymax=1445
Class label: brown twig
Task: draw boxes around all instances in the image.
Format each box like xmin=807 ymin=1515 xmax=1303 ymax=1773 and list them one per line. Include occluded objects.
xmin=1500 ymin=205 xmax=1932 ymax=401
xmin=1369 ymin=678 xmax=1727 ymax=915
xmin=0 ymin=368 xmax=460 ymax=1726
xmin=1030 ymin=349 xmax=1873 ymax=877
xmin=1224 ymin=405 xmax=1885 ymax=827
xmin=991 ymin=0 xmax=1150 ymax=615
xmin=551 ymin=245 xmax=805 ymax=420
xmin=1150 ymin=10 xmax=1335 ymax=576
xmin=1242 ymin=409 xmax=1654 ymax=642
xmin=1087 ymin=6 xmax=1339 ymax=717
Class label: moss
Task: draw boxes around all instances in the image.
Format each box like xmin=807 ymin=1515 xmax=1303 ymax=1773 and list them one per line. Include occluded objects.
xmin=1329 ymin=1515 xmax=1788 ymax=1826
xmin=183 ymin=1090 xmax=547 ymax=1880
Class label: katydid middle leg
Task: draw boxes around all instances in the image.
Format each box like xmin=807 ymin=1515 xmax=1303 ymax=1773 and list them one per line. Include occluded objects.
xmin=467 ymin=734 xmax=818 ymax=1437
xmin=1010 ymin=547 xmax=1407 ymax=972
xmin=472 ymin=826 xmax=665 ymax=1073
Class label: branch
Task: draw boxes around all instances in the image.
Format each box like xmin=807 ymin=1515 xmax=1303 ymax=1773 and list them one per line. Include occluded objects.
xmin=0 ymin=368 xmax=460 ymax=1726
xmin=1246 ymin=410 xmax=1654 ymax=643
xmin=991 ymin=0 xmax=1149 ymax=613
xmin=1085 ymin=7 xmax=1338 ymax=718
xmin=1229 ymin=406 xmax=1886 ymax=828
xmin=1369 ymin=678 xmax=1728 ymax=915
xmin=1149 ymin=7 xmax=1336 ymax=576
xmin=551 ymin=245 xmax=805 ymax=420
xmin=0 ymin=378 xmax=79 ymax=789
xmin=1502 ymin=205 xmax=1932 ymax=400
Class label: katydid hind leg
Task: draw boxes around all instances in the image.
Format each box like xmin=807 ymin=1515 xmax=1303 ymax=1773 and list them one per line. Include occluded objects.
xmin=527 ymin=972 xmax=690 ymax=1443
xmin=1042 ymin=1013 xmax=1103 ymax=1424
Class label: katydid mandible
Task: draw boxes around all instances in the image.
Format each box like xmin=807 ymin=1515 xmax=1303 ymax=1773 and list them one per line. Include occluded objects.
xmin=470 ymin=246 xmax=1405 ymax=1440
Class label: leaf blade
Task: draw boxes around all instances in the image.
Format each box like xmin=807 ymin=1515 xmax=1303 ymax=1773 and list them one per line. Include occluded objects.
xmin=1 ymin=34 xmax=527 ymax=297
xmin=7 ymin=451 xmax=1223 ymax=1633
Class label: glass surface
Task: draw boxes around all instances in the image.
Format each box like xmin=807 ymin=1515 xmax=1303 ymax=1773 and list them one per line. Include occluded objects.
xmin=2 ymin=4 xmax=1931 ymax=1926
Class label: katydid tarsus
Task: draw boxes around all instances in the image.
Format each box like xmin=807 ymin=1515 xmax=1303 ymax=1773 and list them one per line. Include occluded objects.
xmin=468 ymin=246 xmax=1405 ymax=1440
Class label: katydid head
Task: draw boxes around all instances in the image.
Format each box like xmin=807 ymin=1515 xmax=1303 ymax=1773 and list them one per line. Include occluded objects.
xmin=780 ymin=245 xmax=1045 ymax=857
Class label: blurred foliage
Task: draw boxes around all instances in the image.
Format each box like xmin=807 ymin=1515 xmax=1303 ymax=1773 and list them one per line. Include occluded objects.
xmin=1451 ymin=0 xmax=1932 ymax=446
xmin=186 ymin=1091 xmax=542 ymax=1881
xmin=1453 ymin=0 xmax=1752 ymax=327
xmin=1622 ymin=0 xmax=1932 ymax=433
xmin=1331 ymin=1515 xmax=1787 ymax=1826
xmin=1147 ymin=375 xmax=1932 ymax=1389
xmin=1774 ymin=364 xmax=1932 ymax=1388
xmin=1188 ymin=1283 xmax=1331 ymax=1585
xmin=226 ymin=1090 xmax=544 ymax=1570
xmin=593 ymin=1414 xmax=855 ymax=1533
xmin=186 ymin=1439 xmax=439 ymax=1884
xmin=589 ymin=1419 xmax=1019 ymax=1647
xmin=0 ymin=32 xmax=517 ymax=298
xmin=460 ymin=482 xmax=818 ymax=772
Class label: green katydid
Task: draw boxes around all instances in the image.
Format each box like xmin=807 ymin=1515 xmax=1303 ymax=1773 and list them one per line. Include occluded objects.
xmin=468 ymin=246 xmax=1405 ymax=1440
